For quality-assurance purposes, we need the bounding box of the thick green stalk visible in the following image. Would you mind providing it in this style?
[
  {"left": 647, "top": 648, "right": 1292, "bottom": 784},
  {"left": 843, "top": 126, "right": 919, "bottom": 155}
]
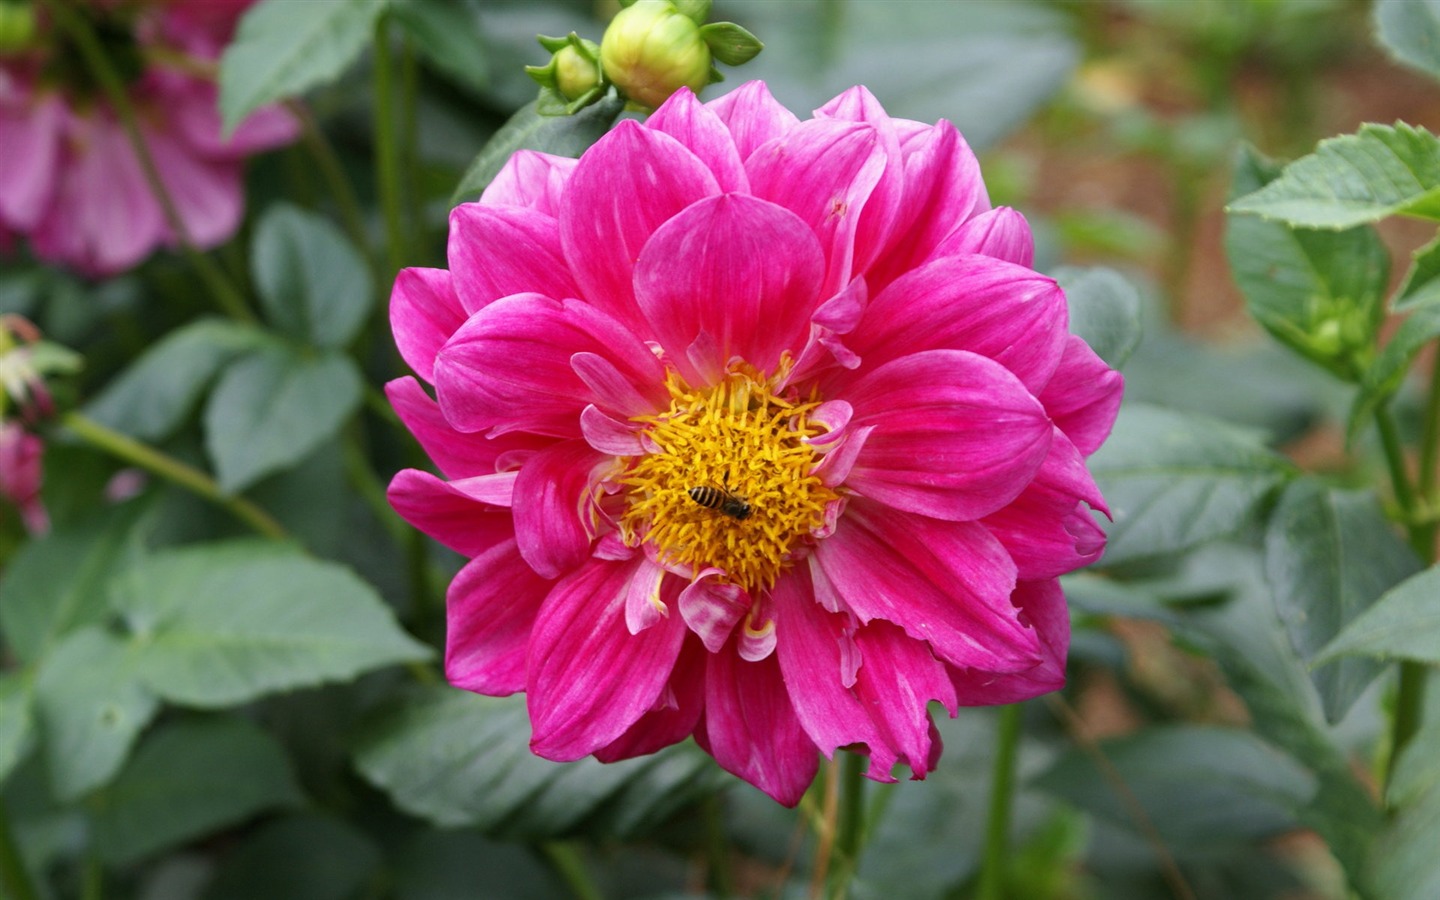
[
  {"left": 538, "top": 842, "right": 604, "bottom": 900},
  {"left": 0, "top": 799, "right": 39, "bottom": 900},
  {"left": 977, "top": 703, "right": 1023, "bottom": 900},
  {"left": 703, "top": 793, "right": 734, "bottom": 899},
  {"left": 373, "top": 13, "right": 406, "bottom": 278},
  {"left": 42, "top": 0, "right": 254, "bottom": 323},
  {"left": 824, "top": 750, "right": 867, "bottom": 900},
  {"left": 61, "top": 412, "right": 288, "bottom": 541}
]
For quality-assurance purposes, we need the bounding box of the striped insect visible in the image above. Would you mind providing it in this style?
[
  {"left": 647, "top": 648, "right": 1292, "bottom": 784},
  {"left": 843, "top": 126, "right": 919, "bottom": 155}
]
[{"left": 687, "top": 476, "right": 752, "bottom": 520}]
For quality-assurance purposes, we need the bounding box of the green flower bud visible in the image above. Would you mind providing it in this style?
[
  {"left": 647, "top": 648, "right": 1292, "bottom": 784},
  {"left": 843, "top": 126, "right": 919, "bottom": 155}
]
[
  {"left": 554, "top": 44, "right": 601, "bottom": 101},
  {"left": 600, "top": 0, "right": 711, "bottom": 111},
  {"left": 527, "top": 33, "right": 605, "bottom": 116},
  {"left": 0, "top": 1, "right": 36, "bottom": 55}
]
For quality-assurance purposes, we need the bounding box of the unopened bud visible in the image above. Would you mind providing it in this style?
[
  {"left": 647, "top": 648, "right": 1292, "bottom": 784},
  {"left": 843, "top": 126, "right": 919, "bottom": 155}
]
[
  {"left": 0, "top": 1, "right": 36, "bottom": 55},
  {"left": 600, "top": 0, "right": 711, "bottom": 110},
  {"left": 527, "top": 33, "right": 605, "bottom": 116}
]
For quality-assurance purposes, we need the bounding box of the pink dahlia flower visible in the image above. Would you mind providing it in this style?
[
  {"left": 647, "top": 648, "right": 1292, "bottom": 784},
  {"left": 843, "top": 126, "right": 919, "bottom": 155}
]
[
  {"left": 0, "top": 422, "right": 45, "bottom": 534},
  {"left": 388, "top": 83, "right": 1123, "bottom": 805},
  {"left": 0, "top": 0, "right": 296, "bottom": 276}
]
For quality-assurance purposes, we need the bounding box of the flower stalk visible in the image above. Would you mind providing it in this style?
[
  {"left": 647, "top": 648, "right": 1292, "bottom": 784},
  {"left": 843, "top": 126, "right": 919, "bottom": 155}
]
[
  {"left": 977, "top": 703, "right": 1023, "bottom": 900},
  {"left": 373, "top": 12, "right": 407, "bottom": 279}
]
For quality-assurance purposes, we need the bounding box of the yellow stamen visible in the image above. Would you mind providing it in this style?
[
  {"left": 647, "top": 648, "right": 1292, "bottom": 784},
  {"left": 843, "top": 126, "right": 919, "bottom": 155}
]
[{"left": 619, "top": 364, "right": 839, "bottom": 593}]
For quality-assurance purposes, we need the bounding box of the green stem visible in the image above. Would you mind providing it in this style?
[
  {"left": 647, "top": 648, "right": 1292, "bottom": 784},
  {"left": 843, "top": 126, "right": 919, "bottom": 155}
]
[
  {"left": 702, "top": 793, "right": 733, "bottom": 899},
  {"left": 977, "top": 703, "right": 1023, "bottom": 900},
  {"left": 373, "top": 13, "right": 406, "bottom": 279},
  {"left": 0, "top": 799, "right": 39, "bottom": 900},
  {"left": 1414, "top": 354, "right": 1440, "bottom": 555},
  {"left": 399, "top": 35, "right": 425, "bottom": 262},
  {"left": 60, "top": 412, "right": 289, "bottom": 541},
  {"left": 538, "top": 842, "right": 604, "bottom": 900},
  {"left": 825, "top": 750, "right": 867, "bottom": 900},
  {"left": 42, "top": 0, "right": 254, "bottom": 323},
  {"left": 287, "top": 100, "right": 373, "bottom": 269}
]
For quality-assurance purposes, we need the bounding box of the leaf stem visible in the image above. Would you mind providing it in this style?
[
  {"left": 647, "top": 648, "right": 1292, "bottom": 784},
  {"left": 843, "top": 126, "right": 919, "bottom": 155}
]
[
  {"left": 702, "top": 793, "right": 734, "bottom": 899},
  {"left": 60, "top": 412, "right": 288, "bottom": 541},
  {"left": 287, "top": 100, "right": 373, "bottom": 273},
  {"left": 824, "top": 749, "right": 867, "bottom": 900},
  {"left": 373, "top": 12, "right": 407, "bottom": 279},
  {"left": 977, "top": 703, "right": 1022, "bottom": 900},
  {"left": 0, "top": 799, "right": 38, "bottom": 900},
  {"left": 538, "top": 842, "right": 604, "bottom": 900},
  {"left": 41, "top": 0, "right": 254, "bottom": 324}
]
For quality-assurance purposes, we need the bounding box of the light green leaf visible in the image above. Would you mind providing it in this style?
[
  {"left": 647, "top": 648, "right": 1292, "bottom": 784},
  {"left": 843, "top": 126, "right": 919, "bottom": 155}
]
[
  {"left": 111, "top": 541, "right": 431, "bottom": 708},
  {"left": 33, "top": 627, "right": 159, "bottom": 802},
  {"left": 1087, "top": 404, "right": 1293, "bottom": 565},
  {"left": 219, "top": 0, "right": 388, "bottom": 133},
  {"left": 93, "top": 716, "right": 305, "bottom": 864},
  {"left": 1263, "top": 479, "right": 1419, "bottom": 723},
  {"left": 353, "top": 685, "right": 721, "bottom": 839},
  {"left": 1388, "top": 715, "right": 1440, "bottom": 809},
  {"left": 1034, "top": 725, "right": 1317, "bottom": 848},
  {"left": 204, "top": 346, "right": 362, "bottom": 493},
  {"left": 1314, "top": 565, "right": 1440, "bottom": 665},
  {"left": 451, "top": 96, "right": 625, "bottom": 205},
  {"left": 391, "top": 0, "right": 489, "bottom": 94},
  {"left": 1228, "top": 123, "right": 1440, "bottom": 229},
  {"left": 699, "top": 22, "right": 763, "bottom": 66},
  {"left": 1052, "top": 266, "right": 1142, "bottom": 369},
  {"left": 1348, "top": 297, "right": 1440, "bottom": 440},
  {"left": 202, "top": 814, "right": 382, "bottom": 900},
  {"left": 1375, "top": 0, "right": 1440, "bottom": 83},
  {"left": 251, "top": 204, "right": 373, "bottom": 350},
  {"left": 81, "top": 320, "right": 267, "bottom": 442},
  {"left": 0, "top": 506, "right": 148, "bottom": 663},
  {"left": 1369, "top": 774, "right": 1440, "bottom": 900},
  {"left": 1394, "top": 234, "right": 1440, "bottom": 311},
  {"left": 0, "top": 674, "right": 34, "bottom": 785},
  {"left": 1225, "top": 145, "right": 1390, "bottom": 379}
]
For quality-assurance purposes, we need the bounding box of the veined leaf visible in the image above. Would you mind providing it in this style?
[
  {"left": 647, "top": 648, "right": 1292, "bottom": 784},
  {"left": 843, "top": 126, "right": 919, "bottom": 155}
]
[
  {"left": 251, "top": 204, "right": 373, "bottom": 350},
  {"left": 451, "top": 96, "right": 624, "bottom": 206},
  {"left": 1375, "top": 0, "right": 1440, "bottom": 84},
  {"left": 1053, "top": 266, "right": 1143, "bottom": 369},
  {"left": 1314, "top": 565, "right": 1440, "bottom": 665}
]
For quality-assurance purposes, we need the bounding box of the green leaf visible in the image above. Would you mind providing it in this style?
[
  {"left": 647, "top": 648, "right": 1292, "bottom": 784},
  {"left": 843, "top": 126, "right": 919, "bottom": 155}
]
[
  {"left": 1034, "top": 725, "right": 1317, "bottom": 849},
  {"left": 1349, "top": 297, "right": 1440, "bottom": 440},
  {"left": 353, "top": 685, "right": 720, "bottom": 839},
  {"left": 203, "top": 814, "right": 382, "bottom": 900},
  {"left": 0, "top": 505, "right": 148, "bottom": 663},
  {"left": 1087, "top": 404, "right": 1293, "bottom": 566},
  {"left": 1052, "top": 266, "right": 1143, "bottom": 369},
  {"left": 1375, "top": 0, "right": 1440, "bottom": 83},
  {"left": 391, "top": 0, "right": 489, "bottom": 94},
  {"left": 451, "top": 96, "right": 625, "bottom": 205},
  {"left": 93, "top": 716, "right": 305, "bottom": 865},
  {"left": 1314, "top": 565, "right": 1440, "bottom": 665},
  {"left": 33, "top": 627, "right": 159, "bottom": 802},
  {"left": 251, "top": 204, "right": 373, "bottom": 350},
  {"left": 1225, "top": 145, "right": 1390, "bottom": 379},
  {"left": 392, "top": 829, "right": 559, "bottom": 900},
  {"left": 82, "top": 320, "right": 267, "bottom": 442},
  {"left": 1263, "top": 479, "right": 1420, "bottom": 723},
  {"left": 1228, "top": 123, "right": 1440, "bottom": 229},
  {"left": 1388, "top": 715, "right": 1440, "bottom": 809},
  {"left": 1369, "top": 776, "right": 1440, "bottom": 900},
  {"left": 218, "top": 0, "right": 388, "bottom": 133},
  {"left": 0, "top": 674, "right": 34, "bottom": 785},
  {"left": 204, "top": 346, "right": 362, "bottom": 493},
  {"left": 111, "top": 541, "right": 431, "bottom": 708},
  {"left": 699, "top": 22, "right": 763, "bottom": 66},
  {"left": 1393, "top": 233, "right": 1440, "bottom": 311}
]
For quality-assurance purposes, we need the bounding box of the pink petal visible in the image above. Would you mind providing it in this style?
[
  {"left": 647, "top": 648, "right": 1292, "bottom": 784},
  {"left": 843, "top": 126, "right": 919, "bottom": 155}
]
[
  {"left": 812, "top": 86, "right": 905, "bottom": 284},
  {"left": 679, "top": 569, "right": 751, "bottom": 652},
  {"left": 701, "top": 639, "right": 819, "bottom": 806},
  {"left": 479, "top": 150, "right": 576, "bottom": 215},
  {"left": 623, "top": 556, "right": 670, "bottom": 634},
  {"left": 933, "top": 206, "right": 1034, "bottom": 267},
  {"left": 434, "top": 293, "right": 666, "bottom": 438},
  {"left": 843, "top": 350, "right": 1052, "bottom": 522},
  {"left": 170, "top": 83, "right": 297, "bottom": 157},
  {"left": 705, "top": 80, "right": 800, "bottom": 161},
  {"left": 634, "top": 193, "right": 824, "bottom": 382},
  {"left": 982, "top": 431, "right": 1108, "bottom": 580},
  {"left": 595, "top": 637, "right": 706, "bottom": 762},
  {"left": 146, "top": 126, "right": 242, "bottom": 249},
  {"left": 810, "top": 499, "right": 1040, "bottom": 673},
  {"left": 837, "top": 254, "right": 1068, "bottom": 395},
  {"left": 387, "top": 468, "right": 515, "bottom": 556},
  {"left": 528, "top": 559, "right": 687, "bottom": 760},
  {"left": 771, "top": 569, "right": 886, "bottom": 768},
  {"left": 647, "top": 88, "right": 748, "bottom": 192},
  {"left": 950, "top": 579, "right": 1069, "bottom": 705},
  {"left": 391, "top": 267, "right": 467, "bottom": 383},
  {"left": 0, "top": 94, "right": 62, "bottom": 230},
  {"left": 387, "top": 377, "right": 547, "bottom": 480},
  {"left": 512, "top": 440, "right": 605, "bottom": 580},
  {"left": 851, "top": 620, "right": 956, "bottom": 780},
  {"left": 746, "top": 118, "right": 890, "bottom": 299},
  {"left": 579, "top": 404, "right": 645, "bottom": 456},
  {"left": 560, "top": 120, "right": 720, "bottom": 328},
  {"left": 1040, "top": 335, "right": 1124, "bottom": 456},
  {"left": 447, "top": 204, "right": 578, "bottom": 315},
  {"left": 446, "top": 539, "right": 551, "bottom": 695}
]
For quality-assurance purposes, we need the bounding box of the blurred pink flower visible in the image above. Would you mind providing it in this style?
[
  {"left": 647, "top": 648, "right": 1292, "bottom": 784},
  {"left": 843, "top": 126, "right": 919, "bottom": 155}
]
[
  {"left": 0, "top": 0, "right": 296, "bottom": 276},
  {"left": 388, "top": 83, "right": 1123, "bottom": 804},
  {"left": 0, "top": 422, "right": 45, "bottom": 534}
]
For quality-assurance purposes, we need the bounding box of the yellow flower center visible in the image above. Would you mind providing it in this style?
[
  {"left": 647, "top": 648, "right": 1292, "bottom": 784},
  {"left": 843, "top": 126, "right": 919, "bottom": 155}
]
[{"left": 619, "top": 365, "right": 839, "bottom": 593}]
